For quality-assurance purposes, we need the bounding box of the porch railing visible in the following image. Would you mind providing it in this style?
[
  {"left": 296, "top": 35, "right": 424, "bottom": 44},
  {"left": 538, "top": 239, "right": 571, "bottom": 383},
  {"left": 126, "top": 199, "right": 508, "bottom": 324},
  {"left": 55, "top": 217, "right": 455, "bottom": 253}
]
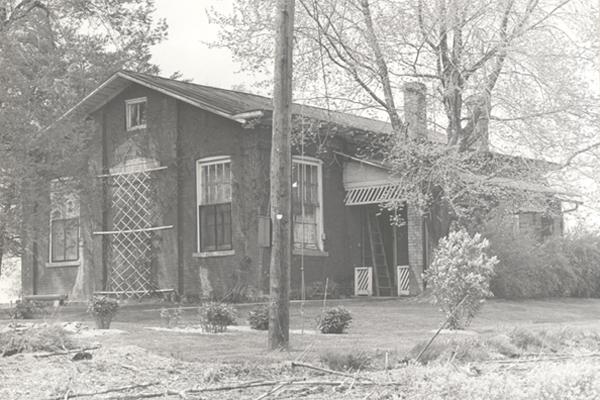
[{"left": 354, "top": 267, "right": 373, "bottom": 296}]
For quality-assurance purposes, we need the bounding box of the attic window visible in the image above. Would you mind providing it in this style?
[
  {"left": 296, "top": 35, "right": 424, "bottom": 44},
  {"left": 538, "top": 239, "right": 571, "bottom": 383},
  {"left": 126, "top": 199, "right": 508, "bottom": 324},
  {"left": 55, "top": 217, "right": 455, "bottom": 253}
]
[{"left": 126, "top": 97, "right": 147, "bottom": 131}]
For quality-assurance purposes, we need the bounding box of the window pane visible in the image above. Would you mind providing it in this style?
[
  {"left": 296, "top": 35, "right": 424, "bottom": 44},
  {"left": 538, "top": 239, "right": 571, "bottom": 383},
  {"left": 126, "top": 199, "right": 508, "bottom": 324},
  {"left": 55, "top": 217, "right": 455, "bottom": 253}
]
[
  {"left": 223, "top": 162, "right": 231, "bottom": 201},
  {"left": 65, "top": 218, "right": 79, "bottom": 261},
  {"left": 200, "top": 205, "right": 217, "bottom": 251},
  {"left": 51, "top": 220, "right": 65, "bottom": 262},
  {"left": 138, "top": 102, "right": 146, "bottom": 126},
  {"left": 216, "top": 203, "right": 232, "bottom": 250}
]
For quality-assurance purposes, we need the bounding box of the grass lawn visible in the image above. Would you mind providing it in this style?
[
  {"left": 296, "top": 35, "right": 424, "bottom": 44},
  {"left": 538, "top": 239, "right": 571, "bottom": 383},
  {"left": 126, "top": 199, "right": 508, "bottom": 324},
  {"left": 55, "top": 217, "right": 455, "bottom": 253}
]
[
  {"left": 26, "top": 297, "right": 600, "bottom": 364},
  {"left": 3, "top": 298, "right": 600, "bottom": 399}
]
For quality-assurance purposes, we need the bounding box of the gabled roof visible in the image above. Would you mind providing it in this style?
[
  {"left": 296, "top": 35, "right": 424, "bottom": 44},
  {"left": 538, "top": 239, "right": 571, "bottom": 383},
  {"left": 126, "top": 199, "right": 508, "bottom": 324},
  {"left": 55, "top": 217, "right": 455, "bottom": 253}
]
[{"left": 63, "top": 70, "right": 445, "bottom": 141}]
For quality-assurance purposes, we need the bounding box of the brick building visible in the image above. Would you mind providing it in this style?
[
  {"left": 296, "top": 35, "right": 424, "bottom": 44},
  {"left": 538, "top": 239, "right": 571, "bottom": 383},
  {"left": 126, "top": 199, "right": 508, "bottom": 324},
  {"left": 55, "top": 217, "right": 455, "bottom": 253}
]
[{"left": 21, "top": 71, "right": 568, "bottom": 301}]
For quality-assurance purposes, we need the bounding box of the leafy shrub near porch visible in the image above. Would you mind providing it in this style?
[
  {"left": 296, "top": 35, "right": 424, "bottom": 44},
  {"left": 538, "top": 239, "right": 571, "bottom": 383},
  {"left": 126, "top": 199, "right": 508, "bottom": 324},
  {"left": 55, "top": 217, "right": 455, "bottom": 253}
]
[
  {"left": 318, "top": 306, "right": 352, "bottom": 334},
  {"left": 425, "top": 229, "right": 498, "bottom": 330},
  {"left": 198, "top": 302, "right": 237, "bottom": 333},
  {"left": 247, "top": 304, "right": 269, "bottom": 330},
  {"left": 8, "top": 300, "right": 47, "bottom": 320}
]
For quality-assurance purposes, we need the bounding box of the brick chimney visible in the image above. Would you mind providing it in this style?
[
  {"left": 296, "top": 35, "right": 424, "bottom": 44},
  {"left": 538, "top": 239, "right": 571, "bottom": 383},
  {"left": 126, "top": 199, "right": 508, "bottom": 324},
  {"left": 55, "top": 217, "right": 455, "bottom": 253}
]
[{"left": 403, "top": 82, "right": 427, "bottom": 140}]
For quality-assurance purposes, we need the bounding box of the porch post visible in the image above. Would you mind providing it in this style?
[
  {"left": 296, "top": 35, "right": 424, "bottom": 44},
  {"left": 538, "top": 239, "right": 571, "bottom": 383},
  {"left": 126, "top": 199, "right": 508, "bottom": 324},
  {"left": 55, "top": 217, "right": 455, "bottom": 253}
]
[{"left": 407, "top": 204, "right": 424, "bottom": 294}]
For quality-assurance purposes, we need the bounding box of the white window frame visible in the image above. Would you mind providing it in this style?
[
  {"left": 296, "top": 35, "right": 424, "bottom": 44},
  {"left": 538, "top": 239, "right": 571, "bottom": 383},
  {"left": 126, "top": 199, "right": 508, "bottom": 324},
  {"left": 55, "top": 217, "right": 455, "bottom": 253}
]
[
  {"left": 125, "top": 97, "right": 147, "bottom": 131},
  {"left": 195, "top": 156, "right": 234, "bottom": 256},
  {"left": 292, "top": 155, "right": 325, "bottom": 251},
  {"left": 47, "top": 178, "right": 80, "bottom": 267}
]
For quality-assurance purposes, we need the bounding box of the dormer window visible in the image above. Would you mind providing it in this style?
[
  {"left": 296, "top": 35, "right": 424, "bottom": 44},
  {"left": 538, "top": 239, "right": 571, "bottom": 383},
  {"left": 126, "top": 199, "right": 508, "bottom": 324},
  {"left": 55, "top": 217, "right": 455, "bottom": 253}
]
[{"left": 126, "top": 97, "right": 147, "bottom": 131}]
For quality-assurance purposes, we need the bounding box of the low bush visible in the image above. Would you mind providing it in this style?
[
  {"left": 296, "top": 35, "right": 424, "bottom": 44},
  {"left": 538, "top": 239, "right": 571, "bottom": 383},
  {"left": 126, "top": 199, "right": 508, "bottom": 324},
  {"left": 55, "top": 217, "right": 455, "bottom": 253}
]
[
  {"left": 247, "top": 304, "right": 269, "bottom": 330},
  {"left": 160, "top": 307, "right": 183, "bottom": 328},
  {"left": 317, "top": 306, "right": 352, "bottom": 334},
  {"left": 425, "top": 228, "right": 498, "bottom": 330},
  {"left": 319, "top": 350, "right": 372, "bottom": 371},
  {"left": 0, "top": 324, "right": 77, "bottom": 356},
  {"left": 198, "top": 302, "right": 237, "bottom": 333},
  {"left": 8, "top": 300, "right": 47, "bottom": 320},
  {"left": 88, "top": 296, "right": 119, "bottom": 329}
]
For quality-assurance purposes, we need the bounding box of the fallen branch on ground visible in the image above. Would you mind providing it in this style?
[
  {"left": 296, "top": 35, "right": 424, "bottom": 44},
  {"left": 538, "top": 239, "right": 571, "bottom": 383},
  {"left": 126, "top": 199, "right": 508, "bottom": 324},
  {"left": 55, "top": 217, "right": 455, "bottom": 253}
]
[
  {"left": 103, "top": 378, "right": 397, "bottom": 399},
  {"left": 45, "top": 382, "right": 158, "bottom": 400},
  {"left": 34, "top": 346, "right": 101, "bottom": 358},
  {"left": 482, "top": 353, "right": 600, "bottom": 365}
]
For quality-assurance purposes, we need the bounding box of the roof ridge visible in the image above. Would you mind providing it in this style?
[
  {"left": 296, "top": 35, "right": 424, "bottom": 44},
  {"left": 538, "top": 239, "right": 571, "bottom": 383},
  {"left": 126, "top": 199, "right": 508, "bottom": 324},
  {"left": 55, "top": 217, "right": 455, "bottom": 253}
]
[
  {"left": 120, "top": 69, "right": 390, "bottom": 125},
  {"left": 120, "top": 69, "right": 273, "bottom": 102}
]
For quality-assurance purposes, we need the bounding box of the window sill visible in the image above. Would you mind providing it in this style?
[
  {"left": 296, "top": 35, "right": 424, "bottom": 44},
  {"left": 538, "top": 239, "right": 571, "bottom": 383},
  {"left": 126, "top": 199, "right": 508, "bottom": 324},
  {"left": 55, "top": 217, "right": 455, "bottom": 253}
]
[
  {"left": 46, "top": 261, "right": 80, "bottom": 268},
  {"left": 293, "top": 248, "right": 329, "bottom": 257},
  {"left": 193, "top": 250, "right": 235, "bottom": 258}
]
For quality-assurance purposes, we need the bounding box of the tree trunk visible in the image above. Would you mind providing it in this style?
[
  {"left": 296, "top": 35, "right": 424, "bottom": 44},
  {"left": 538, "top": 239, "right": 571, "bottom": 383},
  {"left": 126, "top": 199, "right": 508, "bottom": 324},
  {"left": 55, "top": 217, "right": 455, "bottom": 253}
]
[{"left": 268, "top": 0, "right": 295, "bottom": 350}]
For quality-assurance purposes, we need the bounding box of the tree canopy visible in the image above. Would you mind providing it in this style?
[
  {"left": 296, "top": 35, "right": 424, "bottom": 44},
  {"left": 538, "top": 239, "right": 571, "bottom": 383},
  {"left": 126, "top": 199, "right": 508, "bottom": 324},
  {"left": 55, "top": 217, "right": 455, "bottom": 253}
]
[
  {"left": 0, "top": 0, "right": 167, "bottom": 275},
  {"left": 210, "top": 0, "right": 599, "bottom": 226}
]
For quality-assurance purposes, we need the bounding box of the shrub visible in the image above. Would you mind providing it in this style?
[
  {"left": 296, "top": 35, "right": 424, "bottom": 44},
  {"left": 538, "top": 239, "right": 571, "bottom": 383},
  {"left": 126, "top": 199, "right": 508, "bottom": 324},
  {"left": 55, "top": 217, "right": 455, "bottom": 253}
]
[
  {"left": 247, "top": 304, "right": 269, "bottom": 330},
  {"left": 198, "top": 302, "right": 236, "bottom": 333},
  {"left": 8, "top": 300, "right": 47, "bottom": 320},
  {"left": 87, "top": 296, "right": 119, "bottom": 329},
  {"left": 317, "top": 306, "right": 352, "bottom": 334},
  {"left": 319, "top": 350, "right": 372, "bottom": 371},
  {"left": 425, "top": 229, "right": 498, "bottom": 330},
  {"left": 487, "top": 225, "right": 600, "bottom": 299},
  {"left": 160, "top": 307, "right": 183, "bottom": 328}
]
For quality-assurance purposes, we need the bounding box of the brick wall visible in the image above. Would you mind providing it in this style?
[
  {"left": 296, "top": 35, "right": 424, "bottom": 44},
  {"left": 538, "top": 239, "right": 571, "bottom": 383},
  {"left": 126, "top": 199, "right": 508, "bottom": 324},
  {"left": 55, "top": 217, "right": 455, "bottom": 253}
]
[{"left": 406, "top": 204, "right": 424, "bottom": 294}]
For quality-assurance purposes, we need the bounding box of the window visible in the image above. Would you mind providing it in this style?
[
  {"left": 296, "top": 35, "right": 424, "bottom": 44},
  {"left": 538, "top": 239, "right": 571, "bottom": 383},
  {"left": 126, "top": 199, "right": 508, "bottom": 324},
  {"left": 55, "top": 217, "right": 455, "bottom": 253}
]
[
  {"left": 292, "top": 157, "right": 323, "bottom": 250},
  {"left": 197, "top": 157, "right": 232, "bottom": 252},
  {"left": 49, "top": 181, "right": 79, "bottom": 263},
  {"left": 126, "top": 97, "right": 147, "bottom": 130},
  {"left": 513, "top": 211, "right": 558, "bottom": 242}
]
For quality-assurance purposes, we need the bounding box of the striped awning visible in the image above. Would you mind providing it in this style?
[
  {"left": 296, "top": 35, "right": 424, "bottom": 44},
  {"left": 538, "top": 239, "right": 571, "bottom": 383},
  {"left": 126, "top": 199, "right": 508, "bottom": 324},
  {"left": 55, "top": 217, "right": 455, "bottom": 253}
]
[{"left": 344, "top": 184, "right": 402, "bottom": 206}]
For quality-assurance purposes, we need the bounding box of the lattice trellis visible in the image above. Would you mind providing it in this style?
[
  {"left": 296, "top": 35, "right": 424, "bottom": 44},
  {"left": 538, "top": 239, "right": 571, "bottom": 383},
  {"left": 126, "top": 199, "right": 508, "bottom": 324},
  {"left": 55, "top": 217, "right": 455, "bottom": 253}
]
[
  {"left": 92, "top": 163, "right": 173, "bottom": 298},
  {"left": 108, "top": 169, "right": 158, "bottom": 297}
]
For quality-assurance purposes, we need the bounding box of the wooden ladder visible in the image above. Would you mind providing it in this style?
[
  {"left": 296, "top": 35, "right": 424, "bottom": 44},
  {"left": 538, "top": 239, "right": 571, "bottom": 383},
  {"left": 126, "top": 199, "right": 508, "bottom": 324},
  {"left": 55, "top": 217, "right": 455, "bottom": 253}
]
[{"left": 366, "top": 208, "right": 394, "bottom": 296}]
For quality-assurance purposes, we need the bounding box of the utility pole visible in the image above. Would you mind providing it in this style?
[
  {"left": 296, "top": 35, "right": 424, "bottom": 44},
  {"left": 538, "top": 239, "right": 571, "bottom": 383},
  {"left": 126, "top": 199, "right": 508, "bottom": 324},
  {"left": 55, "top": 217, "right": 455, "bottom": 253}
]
[{"left": 268, "top": 0, "right": 295, "bottom": 350}]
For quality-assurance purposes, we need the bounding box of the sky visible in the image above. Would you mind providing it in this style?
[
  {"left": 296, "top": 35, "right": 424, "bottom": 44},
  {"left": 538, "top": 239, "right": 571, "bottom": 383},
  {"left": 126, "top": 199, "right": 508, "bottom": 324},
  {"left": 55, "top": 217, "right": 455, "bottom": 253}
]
[{"left": 151, "top": 0, "right": 244, "bottom": 89}]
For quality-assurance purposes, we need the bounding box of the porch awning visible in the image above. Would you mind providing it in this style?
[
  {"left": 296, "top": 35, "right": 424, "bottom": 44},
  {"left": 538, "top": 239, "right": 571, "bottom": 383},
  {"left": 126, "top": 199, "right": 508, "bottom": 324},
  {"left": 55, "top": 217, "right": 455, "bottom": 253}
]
[
  {"left": 344, "top": 183, "right": 402, "bottom": 206},
  {"left": 341, "top": 155, "right": 402, "bottom": 206}
]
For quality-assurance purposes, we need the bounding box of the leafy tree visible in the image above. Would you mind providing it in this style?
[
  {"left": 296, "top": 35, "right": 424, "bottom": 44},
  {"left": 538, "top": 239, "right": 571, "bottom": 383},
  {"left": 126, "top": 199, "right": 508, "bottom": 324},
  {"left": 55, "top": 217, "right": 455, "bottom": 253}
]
[
  {"left": 210, "top": 0, "right": 599, "bottom": 226},
  {"left": 0, "top": 0, "right": 167, "bottom": 281}
]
